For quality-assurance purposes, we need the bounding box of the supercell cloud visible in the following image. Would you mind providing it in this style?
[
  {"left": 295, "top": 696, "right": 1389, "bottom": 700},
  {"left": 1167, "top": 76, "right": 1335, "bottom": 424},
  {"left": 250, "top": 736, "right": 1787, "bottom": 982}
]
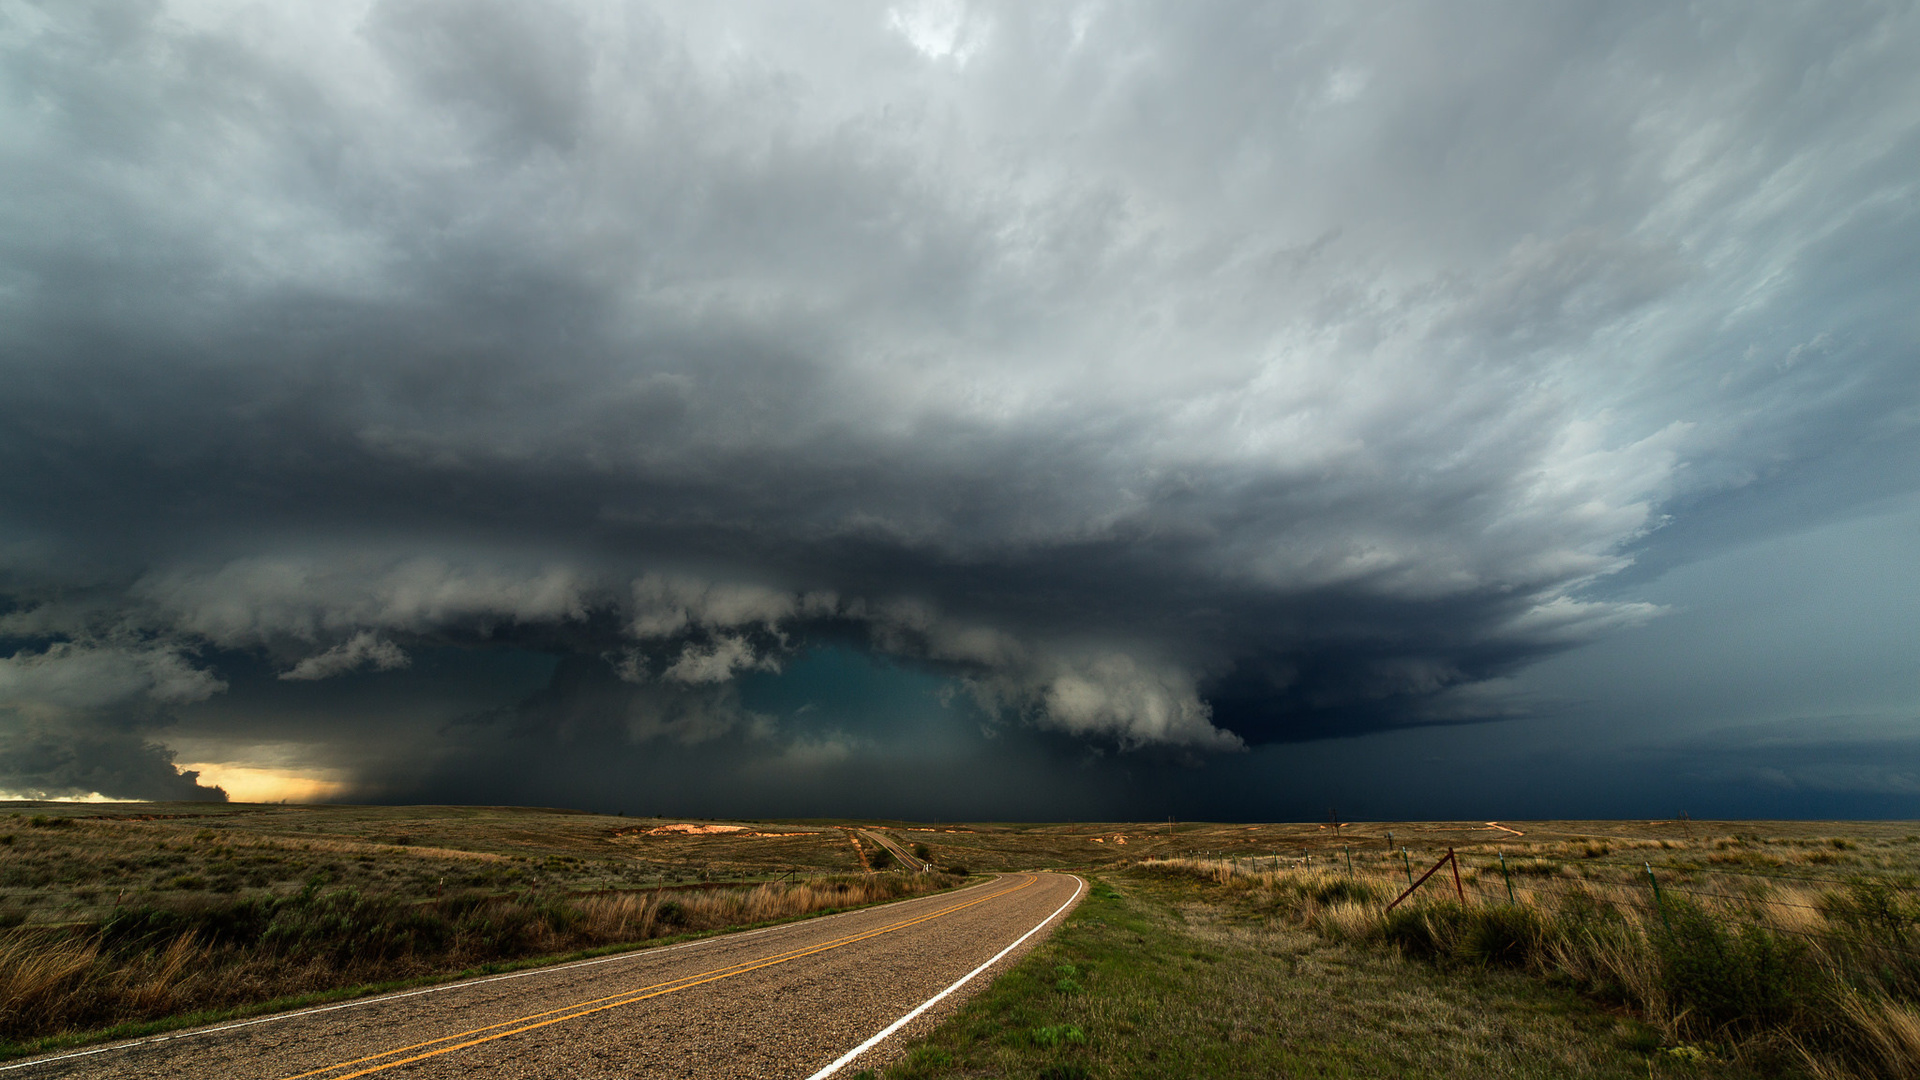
[{"left": 1, "top": 1, "right": 1916, "bottom": 813}]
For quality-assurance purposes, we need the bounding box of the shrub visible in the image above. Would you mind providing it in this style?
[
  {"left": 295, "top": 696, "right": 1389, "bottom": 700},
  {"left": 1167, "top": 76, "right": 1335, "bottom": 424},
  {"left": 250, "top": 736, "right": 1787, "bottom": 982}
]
[
  {"left": 1302, "top": 877, "right": 1383, "bottom": 906},
  {"left": 1651, "top": 897, "right": 1813, "bottom": 1034},
  {"left": 1458, "top": 904, "right": 1545, "bottom": 967},
  {"left": 1376, "top": 903, "right": 1545, "bottom": 969},
  {"left": 1378, "top": 904, "right": 1456, "bottom": 961}
]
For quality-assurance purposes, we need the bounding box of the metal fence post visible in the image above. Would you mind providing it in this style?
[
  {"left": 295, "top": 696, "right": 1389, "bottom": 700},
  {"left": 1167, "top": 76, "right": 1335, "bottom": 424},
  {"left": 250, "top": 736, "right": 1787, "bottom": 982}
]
[
  {"left": 1646, "top": 862, "right": 1671, "bottom": 931},
  {"left": 1344, "top": 845, "right": 1353, "bottom": 878},
  {"left": 1400, "top": 847, "right": 1414, "bottom": 888},
  {"left": 1499, "top": 853, "right": 1514, "bottom": 905}
]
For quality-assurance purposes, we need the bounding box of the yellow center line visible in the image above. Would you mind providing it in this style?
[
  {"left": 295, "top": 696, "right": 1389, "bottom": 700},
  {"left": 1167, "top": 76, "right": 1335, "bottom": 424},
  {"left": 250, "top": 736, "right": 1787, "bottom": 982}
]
[{"left": 279, "top": 874, "right": 1040, "bottom": 1080}]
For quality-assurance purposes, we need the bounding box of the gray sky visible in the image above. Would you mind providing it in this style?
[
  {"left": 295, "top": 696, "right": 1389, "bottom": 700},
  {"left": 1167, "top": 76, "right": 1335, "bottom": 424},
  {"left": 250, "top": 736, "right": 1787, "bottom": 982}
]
[{"left": 2, "top": 0, "right": 1916, "bottom": 818}]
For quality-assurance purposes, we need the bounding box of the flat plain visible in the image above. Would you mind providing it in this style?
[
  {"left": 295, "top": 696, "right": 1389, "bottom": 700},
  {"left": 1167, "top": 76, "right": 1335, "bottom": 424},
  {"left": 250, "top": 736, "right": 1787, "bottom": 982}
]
[{"left": 4, "top": 804, "right": 1917, "bottom": 1078}]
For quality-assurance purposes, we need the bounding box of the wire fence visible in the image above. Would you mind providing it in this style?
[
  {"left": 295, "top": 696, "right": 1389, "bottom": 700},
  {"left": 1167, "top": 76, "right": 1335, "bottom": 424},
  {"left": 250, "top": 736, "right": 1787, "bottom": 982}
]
[
  {"left": 1142, "top": 843, "right": 1920, "bottom": 1074},
  {"left": 1154, "top": 844, "right": 1920, "bottom": 978}
]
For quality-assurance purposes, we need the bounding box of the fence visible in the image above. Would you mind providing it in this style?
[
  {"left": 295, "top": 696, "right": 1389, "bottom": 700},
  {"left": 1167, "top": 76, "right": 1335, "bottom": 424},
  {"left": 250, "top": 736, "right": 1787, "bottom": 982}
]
[{"left": 1153, "top": 840, "right": 1920, "bottom": 1012}]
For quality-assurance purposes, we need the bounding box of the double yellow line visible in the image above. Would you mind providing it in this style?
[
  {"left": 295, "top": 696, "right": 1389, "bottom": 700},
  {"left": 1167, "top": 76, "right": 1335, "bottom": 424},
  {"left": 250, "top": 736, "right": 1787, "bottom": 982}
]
[{"left": 279, "top": 874, "right": 1039, "bottom": 1080}]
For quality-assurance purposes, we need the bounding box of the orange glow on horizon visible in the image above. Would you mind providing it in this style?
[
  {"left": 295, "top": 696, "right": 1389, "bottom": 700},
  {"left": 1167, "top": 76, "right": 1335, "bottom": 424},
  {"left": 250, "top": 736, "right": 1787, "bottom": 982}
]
[{"left": 180, "top": 763, "right": 350, "bottom": 803}]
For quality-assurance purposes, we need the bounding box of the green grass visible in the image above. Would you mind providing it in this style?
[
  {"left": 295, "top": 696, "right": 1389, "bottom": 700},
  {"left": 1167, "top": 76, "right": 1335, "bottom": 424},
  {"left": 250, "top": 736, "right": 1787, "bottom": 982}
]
[{"left": 872, "top": 873, "right": 1762, "bottom": 1080}]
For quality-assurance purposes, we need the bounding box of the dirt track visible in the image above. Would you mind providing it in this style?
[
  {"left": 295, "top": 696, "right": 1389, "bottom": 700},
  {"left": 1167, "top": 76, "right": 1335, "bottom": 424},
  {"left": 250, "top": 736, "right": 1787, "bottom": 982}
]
[{"left": 7, "top": 873, "right": 1082, "bottom": 1080}]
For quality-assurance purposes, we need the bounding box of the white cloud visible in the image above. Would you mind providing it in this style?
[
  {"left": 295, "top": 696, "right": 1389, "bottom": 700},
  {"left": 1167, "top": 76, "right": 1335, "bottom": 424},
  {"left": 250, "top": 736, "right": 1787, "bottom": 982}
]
[
  {"left": 137, "top": 556, "right": 590, "bottom": 646},
  {"left": 1029, "top": 653, "right": 1243, "bottom": 751},
  {"left": 0, "top": 641, "right": 226, "bottom": 713},
  {"left": 279, "top": 631, "right": 412, "bottom": 681},
  {"left": 628, "top": 575, "right": 801, "bottom": 639},
  {"left": 661, "top": 634, "right": 779, "bottom": 684}
]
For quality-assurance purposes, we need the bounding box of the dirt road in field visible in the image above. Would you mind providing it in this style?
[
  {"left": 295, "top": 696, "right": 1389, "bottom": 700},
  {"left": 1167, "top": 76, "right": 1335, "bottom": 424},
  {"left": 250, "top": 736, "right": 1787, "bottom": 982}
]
[
  {"left": 7, "top": 873, "right": 1082, "bottom": 1080},
  {"left": 858, "top": 829, "right": 929, "bottom": 870}
]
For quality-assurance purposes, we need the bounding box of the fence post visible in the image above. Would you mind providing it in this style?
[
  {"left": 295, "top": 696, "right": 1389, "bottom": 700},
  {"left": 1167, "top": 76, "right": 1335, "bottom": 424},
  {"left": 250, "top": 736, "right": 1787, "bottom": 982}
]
[
  {"left": 1645, "top": 862, "right": 1671, "bottom": 931},
  {"left": 1344, "top": 845, "right": 1353, "bottom": 878},
  {"left": 1447, "top": 848, "right": 1464, "bottom": 902},
  {"left": 1386, "top": 850, "right": 1463, "bottom": 913},
  {"left": 1499, "top": 853, "right": 1514, "bottom": 905},
  {"left": 1386, "top": 830, "right": 1393, "bottom": 852},
  {"left": 1400, "top": 847, "right": 1414, "bottom": 887}
]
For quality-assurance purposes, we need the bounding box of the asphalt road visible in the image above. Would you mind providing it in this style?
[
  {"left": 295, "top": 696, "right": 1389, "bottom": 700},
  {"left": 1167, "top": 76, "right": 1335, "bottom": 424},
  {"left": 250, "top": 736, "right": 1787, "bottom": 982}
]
[{"left": 6, "top": 872, "right": 1084, "bottom": 1080}]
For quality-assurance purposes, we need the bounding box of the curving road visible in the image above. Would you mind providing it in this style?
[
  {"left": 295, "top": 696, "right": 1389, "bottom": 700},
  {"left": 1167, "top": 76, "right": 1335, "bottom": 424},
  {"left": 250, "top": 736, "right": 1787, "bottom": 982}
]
[{"left": 6, "top": 873, "right": 1083, "bottom": 1080}]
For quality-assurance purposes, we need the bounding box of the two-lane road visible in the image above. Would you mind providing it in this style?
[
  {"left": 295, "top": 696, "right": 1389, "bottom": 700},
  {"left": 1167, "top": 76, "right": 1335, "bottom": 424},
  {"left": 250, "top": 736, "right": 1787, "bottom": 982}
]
[{"left": 8, "top": 872, "right": 1083, "bottom": 1080}]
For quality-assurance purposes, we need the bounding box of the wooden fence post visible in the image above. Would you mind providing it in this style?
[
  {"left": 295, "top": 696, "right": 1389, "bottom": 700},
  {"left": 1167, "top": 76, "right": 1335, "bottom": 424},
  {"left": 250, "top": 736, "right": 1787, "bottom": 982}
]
[{"left": 1386, "top": 850, "right": 1464, "bottom": 913}]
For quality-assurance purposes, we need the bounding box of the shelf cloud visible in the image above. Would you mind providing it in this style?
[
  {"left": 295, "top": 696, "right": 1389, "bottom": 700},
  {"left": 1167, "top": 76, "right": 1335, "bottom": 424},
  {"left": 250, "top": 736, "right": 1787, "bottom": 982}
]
[{"left": 2, "top": 1, "right": 1915, "bottom": 811}]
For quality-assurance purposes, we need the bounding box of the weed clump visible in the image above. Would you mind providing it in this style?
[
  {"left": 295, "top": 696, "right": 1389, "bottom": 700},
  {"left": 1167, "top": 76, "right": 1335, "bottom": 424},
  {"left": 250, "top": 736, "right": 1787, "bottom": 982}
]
[{"left": 1650, "top": 897, "right": 1813, "bottom": 1034}]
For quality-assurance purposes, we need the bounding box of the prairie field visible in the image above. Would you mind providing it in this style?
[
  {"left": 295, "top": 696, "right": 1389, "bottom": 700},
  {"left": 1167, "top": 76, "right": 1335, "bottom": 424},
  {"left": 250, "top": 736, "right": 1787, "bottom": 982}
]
[
  {"left": 871, "top": 820, "right": 1920, "bottom": 1080},
  {"left": 0, "top": 802, "right": 963, "bottom": 1058},
  {"left": 3, "top": 804, "right": 1916, "bottom": 1076}
]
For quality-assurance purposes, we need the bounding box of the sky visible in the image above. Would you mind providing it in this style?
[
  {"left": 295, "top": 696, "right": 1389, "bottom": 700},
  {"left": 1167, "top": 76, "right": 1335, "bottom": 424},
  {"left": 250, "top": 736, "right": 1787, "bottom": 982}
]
[{"left": 1, "top": 0, "right": 1916, "bottom": 820}]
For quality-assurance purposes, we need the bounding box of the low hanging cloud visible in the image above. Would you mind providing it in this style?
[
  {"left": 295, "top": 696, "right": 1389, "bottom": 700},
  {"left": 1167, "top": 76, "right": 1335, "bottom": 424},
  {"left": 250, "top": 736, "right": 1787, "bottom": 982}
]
[
  {"left": 0, "top": 1, "right": 1915, "bottom": 801},
  {"left": 0, "top": 641, "right": 227, "bottom": 714},
  {"left": 280, "top": 631, "right": 412, "bottom": 682},
  {"left": 0, "top": 641, "right": 229, "bottom": 800}
]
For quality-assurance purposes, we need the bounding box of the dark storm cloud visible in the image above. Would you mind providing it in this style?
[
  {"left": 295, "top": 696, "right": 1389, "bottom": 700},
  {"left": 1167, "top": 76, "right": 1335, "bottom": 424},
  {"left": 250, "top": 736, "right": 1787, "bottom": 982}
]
[{"left": 2, "top": 1, "right": 1917, "bottom": 801}]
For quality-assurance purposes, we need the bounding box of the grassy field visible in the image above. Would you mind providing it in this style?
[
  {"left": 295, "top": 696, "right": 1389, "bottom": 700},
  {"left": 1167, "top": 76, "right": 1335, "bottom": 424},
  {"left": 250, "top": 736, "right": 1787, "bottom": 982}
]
[
  {"left": 7, "top": 805, "right": 1913, "bottom": 931},
  {"left": 0, "top": 802, "right": 965, "bottom": 1058},
  {"left": 867, "top": 821, "right": 1920, "bottom": 1080},
  {"left": 3, "top": 805, "right": 1916, "bottom": 1075},
  {"left": 862, "top": 872, "right": 1732, "bottom": 1080}
]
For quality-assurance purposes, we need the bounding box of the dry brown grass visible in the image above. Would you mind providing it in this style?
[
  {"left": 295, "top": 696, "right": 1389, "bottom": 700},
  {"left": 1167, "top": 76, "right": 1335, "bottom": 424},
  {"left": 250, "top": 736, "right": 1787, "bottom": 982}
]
[
  {"left": 0, "top": 873, "right": 957, "bottom": 1050},
  {"left": 1137, "top": 853, "right": 1920, "bottom": 1079}
]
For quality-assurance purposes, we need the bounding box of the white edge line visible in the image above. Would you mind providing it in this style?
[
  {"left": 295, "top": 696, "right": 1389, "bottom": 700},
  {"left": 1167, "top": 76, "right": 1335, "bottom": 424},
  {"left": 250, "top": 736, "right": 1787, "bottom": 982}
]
[
  {"left": 0, "top": 875, "right": 1007, "bottom": 1073},
  {"left": 805, "top": 873, "right": 1087, "bottom": 1080}
]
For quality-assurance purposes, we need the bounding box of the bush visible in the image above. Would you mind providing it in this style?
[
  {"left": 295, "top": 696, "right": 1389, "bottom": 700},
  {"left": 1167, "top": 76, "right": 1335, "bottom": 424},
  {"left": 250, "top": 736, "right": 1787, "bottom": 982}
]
[
  {"left": 867, "top": 846, "right": 894, "bottom": 870},
  {"left": 1651, "top": 898, "right": 1813, "bottom": 1034},
  {"left": 1378, "top": 904, "right": 1456, "bottom": 961},
  {"left": 1376, "top": 902, "right": 1545, "bottom": 969},
  {"left": 1457, "top": 904, "right": 1543, "bottom": 967},
  {"left": 1301, "top": 877, "right": 1383, "bottom": 906}
]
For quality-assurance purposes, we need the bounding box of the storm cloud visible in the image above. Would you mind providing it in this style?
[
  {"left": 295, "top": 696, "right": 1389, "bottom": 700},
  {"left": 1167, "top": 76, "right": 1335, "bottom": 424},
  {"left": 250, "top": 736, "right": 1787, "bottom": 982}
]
[{"left": 2, "top": 1, "right": 1916, "bottom": 812}]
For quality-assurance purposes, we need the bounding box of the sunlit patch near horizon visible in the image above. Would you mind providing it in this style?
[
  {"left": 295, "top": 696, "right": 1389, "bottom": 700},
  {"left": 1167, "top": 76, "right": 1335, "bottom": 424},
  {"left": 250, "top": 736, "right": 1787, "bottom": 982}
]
[
  {"left": 0, "top": 790, "right": 138, "bottom": 803},
  {"left": 179, "top": 763, "right": 350, "bottom": 804}
]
